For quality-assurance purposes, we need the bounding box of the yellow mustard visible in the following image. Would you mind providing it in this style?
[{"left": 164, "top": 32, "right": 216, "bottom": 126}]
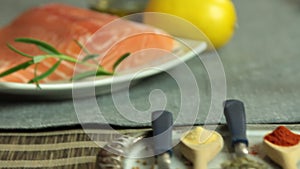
[{"left": 181, "top": 126, "right": 219, "bottom": 145}]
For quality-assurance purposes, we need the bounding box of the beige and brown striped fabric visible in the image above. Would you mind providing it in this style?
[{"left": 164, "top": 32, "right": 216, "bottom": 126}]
[{"left": 0, "top": 128, "right": 147, "bottom": 169}]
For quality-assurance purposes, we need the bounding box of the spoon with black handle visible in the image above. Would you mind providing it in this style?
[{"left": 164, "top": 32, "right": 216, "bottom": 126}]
[
  {"left": 152, "top": 110, "right": 173, "bottom": 169},
  {"left": 223, "top": 99, "right": 270, "bottom": 169}
]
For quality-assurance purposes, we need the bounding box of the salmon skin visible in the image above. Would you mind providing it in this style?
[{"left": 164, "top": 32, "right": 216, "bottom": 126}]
[{"left": 0, "top": 3, "right": 174, "bottom": 83}]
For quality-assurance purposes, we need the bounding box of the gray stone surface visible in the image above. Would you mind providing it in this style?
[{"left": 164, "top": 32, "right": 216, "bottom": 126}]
[{"left": 0, "top": 0, "right": 299, "bottom": 129}]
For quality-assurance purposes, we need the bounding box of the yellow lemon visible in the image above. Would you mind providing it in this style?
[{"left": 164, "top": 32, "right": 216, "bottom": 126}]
[{"left": 145, "top": 0, "right": 237, "bottom": 49}]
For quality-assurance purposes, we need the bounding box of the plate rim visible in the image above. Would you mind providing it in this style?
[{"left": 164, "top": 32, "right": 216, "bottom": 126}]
[{"left": 0, "top": 38, "right": 207, "bottom": 96}]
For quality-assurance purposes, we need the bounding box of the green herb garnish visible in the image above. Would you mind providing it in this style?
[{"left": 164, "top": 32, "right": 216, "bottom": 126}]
[
  {"left": 221, "top": 157, "right": 268, "bottom": 169},
  {"left": 0, "top": 38, "right": 130, "bottom": 87},
  {"left": 28, "top": 60, "right": 62, "bottom": 83},
  {"left": 113, "top": 52, "right": 130, "bottom": 71},
  {"left": 15, "top": 38, "right": 60, "bottom": 55},
  {"left": 0, "top": 60, "right": 33, "bottom": 77}
]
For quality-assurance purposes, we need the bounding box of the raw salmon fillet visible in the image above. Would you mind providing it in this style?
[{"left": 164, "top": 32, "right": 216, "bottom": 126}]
[{"left": 0, "top": 3, "right": 174, "bottom": 83}]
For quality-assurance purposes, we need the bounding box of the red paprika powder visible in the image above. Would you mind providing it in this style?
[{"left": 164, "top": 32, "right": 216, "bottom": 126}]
[{"left": 264, "top": 126, "right": 300, "bottom": 146}]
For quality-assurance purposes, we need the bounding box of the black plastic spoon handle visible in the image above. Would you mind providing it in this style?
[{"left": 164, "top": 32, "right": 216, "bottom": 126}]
[
  {"left": 151, "top": 110, "right": 173, "bottom": 155},
  {"left": 224, "top": 99, "right": 249, "bottom": 146}
]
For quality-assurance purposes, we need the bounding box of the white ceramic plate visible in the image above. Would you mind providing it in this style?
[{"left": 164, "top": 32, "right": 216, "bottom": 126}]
[{"left": 0, "top": 38, "right": 206, "bottom": 100}]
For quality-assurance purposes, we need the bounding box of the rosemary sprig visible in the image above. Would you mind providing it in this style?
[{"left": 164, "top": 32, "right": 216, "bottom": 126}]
[
  {"left": 28, "top": 60, "right": 62, "bottom": 83},
  {"left": 32, "top": 54, "right": 78, "bottom": 64},
  {"left": 6, "top": 44, "right": 33, "bottom": 58},
  {"left": 71, "top": 67, "right": 113, "bottom": 81},
  {"left": 33, "top": 64, "right": 41, "bottom": 89},
  {"left": 74, "top": 39, "right": 91, "bottom": 55},
  {"left": 0, "top": 60, "right": 33, "bottom": 78},
  {"left": 74, "top": 40, "right": 100, "bottom": 63},
  {"left": 0, "top": 37, "right": 130, "bottom": 87},
  {"left": 15, "top": 38, "right": 60, "bottom": 55},
  {"left": 81, "top": 54, "right": 99, "bottom": 62},
  {"left": 113, "top": 52, "right": 130, "bottom": 71}
]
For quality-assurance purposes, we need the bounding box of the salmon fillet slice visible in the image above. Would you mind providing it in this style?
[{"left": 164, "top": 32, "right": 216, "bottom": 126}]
[{"left": 0, "top": 3, "right": 174, "bottom": 83}]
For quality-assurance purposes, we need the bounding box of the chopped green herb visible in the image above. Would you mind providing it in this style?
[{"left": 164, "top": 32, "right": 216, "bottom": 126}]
[{"left": 221, "top": 157, "right": 268, "bottom": 169}]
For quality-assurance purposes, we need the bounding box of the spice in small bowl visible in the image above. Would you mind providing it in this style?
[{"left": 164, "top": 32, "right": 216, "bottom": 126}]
[
  {"left": 180, "top": 126, "right": 224, "bottom": 169},
  {"left": 263, "top": 126, "right": 300, "bottom": 169},
  {"left": 221, "top": 156, "right": 268, "bottom": 169},
  {"left": 264, "top": 126, "right": 300, "bottom": 146}
]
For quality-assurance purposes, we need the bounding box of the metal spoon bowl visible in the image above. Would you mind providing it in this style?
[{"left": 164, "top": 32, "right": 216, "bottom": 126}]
[{"left": 223, "top": 99, "right": 271, "bottom": 169}]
